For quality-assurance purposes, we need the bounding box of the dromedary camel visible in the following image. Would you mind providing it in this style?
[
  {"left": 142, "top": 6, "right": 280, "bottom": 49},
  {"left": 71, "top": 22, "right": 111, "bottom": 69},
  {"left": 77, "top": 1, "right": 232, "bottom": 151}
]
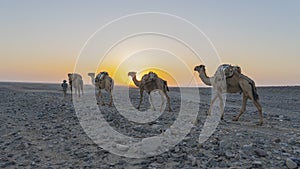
[
  {"left": 128, "top": 71, "right": 172, "bottom": 112},
  {"left": 194, "top": 64, "right": 263, "bottom": 125},
  {"left": 67, "top": 73, "right": 83, "bottom": 97},
  {"left": 88, "top": 72, "right": 114, "bottom": 106}
]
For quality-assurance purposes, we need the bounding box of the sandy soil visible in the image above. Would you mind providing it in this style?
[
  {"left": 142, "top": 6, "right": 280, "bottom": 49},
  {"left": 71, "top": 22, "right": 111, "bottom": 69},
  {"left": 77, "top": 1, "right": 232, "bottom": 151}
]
[{"left": 0, "top": 82, "right": 299, "bottom": 168}]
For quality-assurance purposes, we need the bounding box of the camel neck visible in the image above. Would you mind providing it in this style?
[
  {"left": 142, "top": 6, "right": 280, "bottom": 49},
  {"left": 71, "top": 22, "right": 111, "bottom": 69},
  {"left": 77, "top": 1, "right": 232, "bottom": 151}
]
[
  {"left": 89, "top": 76, "right": 96, "bottom": 85},
  {"left": 132, "top": 76, "right": 141, "bottom": 87},
  {"left": 198, "top": 69, "right": 212, "bottom": 86}
]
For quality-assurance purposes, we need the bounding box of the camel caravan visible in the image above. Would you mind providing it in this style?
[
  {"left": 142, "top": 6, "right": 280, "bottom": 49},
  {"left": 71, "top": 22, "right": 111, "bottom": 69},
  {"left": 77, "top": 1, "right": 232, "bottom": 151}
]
[{"left": 65, "top": 63, "right": 263, "bottom": 125}]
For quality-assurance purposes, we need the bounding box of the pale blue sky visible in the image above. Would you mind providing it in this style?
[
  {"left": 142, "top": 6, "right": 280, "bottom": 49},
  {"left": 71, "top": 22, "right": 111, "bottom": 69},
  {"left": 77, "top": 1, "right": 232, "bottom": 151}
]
[{"left": 0, "top": 0, "right": 299, "bottom": 85}]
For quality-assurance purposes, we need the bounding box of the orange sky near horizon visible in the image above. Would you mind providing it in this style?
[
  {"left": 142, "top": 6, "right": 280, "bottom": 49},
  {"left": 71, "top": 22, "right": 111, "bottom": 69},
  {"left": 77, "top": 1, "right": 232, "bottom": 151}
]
[{"left": 1, "top": 1, "right": 300, "bottom": 86}]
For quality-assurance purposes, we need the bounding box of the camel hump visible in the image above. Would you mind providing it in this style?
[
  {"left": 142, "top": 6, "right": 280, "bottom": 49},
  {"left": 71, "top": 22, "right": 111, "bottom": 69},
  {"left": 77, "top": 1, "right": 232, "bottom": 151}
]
[{"left": 96, "top": 72, "right": 109, "bottom": 81}]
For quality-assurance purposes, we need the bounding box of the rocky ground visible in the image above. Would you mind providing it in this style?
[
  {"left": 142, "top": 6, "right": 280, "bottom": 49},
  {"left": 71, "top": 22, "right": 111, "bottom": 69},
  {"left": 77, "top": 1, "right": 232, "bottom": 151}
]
[{"left": 0, "top": 82, "right": 299, "bottom": 169}]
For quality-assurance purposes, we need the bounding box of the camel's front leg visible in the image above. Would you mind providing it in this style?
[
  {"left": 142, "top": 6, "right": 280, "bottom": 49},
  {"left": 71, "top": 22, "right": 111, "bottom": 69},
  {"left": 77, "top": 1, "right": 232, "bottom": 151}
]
[
  {"left": 208, "top": 92, "right": 218, "bottom": 116},
  {"left": 149, "top": 93, "right": 156, "bottom": 111},
  {"left": 137, "top": 90, "right": 144, "bottom": 109},
  {"left": 70, "top": 85, "right": 73, "bottom": 94},
  {"left": 164, "top": 91, "right": 172, "bottom": 112},
  {"left": 217, "top": 92, "right": 224, "bottom": 120},
  {"left": 108, "top": 90, "right": 113, "bottom": 107},
  {"left": 97, "top": 90, "right": 105, "bottom": 106},
  {"left": 159, "top": 90, "right": 166, "bottom": 112},
  {"left": 233, "top": 93, "right": 247, "bottom": 122},
  {"left": 75, "top": 88, "right": 78, "bottom": 97}
]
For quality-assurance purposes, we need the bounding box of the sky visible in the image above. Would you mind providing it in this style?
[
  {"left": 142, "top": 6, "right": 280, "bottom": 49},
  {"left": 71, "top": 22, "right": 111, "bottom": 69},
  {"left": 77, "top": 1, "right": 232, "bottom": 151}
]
[{"left": 0, "top": 0, "right": 299, "bottom": 86}]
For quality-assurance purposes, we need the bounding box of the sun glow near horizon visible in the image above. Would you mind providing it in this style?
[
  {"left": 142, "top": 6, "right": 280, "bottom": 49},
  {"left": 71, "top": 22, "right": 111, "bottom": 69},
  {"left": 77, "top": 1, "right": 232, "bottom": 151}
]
[{"left": 75, "top": 32, "right": 210, "bottom": 87}]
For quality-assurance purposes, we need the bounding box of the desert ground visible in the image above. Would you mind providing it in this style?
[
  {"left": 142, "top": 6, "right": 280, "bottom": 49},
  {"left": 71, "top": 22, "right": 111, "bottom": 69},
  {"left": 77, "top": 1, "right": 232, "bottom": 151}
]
[{"left": 0, "top": 82, "right": 299, "bottom": 168}]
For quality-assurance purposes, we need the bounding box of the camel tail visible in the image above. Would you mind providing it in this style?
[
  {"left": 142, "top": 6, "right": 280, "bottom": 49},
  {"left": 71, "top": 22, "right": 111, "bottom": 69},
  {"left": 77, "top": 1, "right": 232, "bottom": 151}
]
[
  {"left": 250, "top": 82, "right": 259, "bottom": 100},
  {"left": 164, "top": 81, "right": 169, "bottom": 92}
]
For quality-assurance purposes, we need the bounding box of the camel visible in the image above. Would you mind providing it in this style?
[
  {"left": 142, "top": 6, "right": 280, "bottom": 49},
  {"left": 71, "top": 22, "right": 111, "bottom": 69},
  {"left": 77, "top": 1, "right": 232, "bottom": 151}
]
[
  {"left": 67, "top": 73, "right": 83, "bottom": 97},
  {"left": 128, "top": 71, "right": 172, "bottom": 112},
  {"left": 88, "top": 72, "right": 114, "bottom": 106},
  {"left": 194, "top": 64, "right": 263, "bottom": 125}
]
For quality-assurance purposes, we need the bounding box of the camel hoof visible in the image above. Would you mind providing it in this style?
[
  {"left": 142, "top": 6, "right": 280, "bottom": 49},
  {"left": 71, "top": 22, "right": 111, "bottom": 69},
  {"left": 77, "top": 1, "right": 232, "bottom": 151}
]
[
  {"left": 232, "top": 117, "right": 238, "bottom": 121},
  {"left": 257, "top": 121, "right": 263, "bottom": 126}
]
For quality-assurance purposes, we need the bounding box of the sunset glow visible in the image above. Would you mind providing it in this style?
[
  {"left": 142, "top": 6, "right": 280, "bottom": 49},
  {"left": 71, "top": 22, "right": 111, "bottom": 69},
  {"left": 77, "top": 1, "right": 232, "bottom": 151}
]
[{"left": 1, "top": 1, "right": 299, "bottom": 86}]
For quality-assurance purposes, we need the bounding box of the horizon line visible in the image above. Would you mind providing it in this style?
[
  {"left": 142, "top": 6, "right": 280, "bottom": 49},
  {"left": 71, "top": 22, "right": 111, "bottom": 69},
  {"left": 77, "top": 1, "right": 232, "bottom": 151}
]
[{"left": 0, "top": 80, "right": 299, "bottom": 88}]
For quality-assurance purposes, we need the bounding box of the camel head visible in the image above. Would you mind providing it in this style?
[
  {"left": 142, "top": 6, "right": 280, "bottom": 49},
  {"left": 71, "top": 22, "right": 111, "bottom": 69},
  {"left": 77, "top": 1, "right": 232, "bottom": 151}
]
[
  {"left": 128, "top": 72, "right": 137, "bottom": 78},
  {"left": 68, "top": 73, "right": 82, "bottom": 80},
  {"left": 194, "top": 65, "right": 205, "bottom": 72},
  {"left": 67, "top": 73, "right": 74, "bottom": 82},
  {"left": 88, "top": 72, "right": 95, "bottom": 78}
]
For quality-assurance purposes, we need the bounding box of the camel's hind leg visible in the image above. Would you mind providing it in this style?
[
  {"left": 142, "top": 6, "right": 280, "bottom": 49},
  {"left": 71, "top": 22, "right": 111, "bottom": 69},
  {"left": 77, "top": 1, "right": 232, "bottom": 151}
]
[
  {"left": 233, "top": 93, "right": 247, "bottom": 122},
  {"left": 253, "top": 100, "right": 263, "bottom": 125}
]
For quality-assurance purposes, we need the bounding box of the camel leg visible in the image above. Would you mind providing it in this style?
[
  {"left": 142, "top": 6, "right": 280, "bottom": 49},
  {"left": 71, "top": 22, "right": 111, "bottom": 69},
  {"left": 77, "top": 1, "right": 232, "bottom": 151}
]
[
  {"left": 108, "top": 91, "right": 113, "bottom": 107},
  {"left": 208, "top": 93, "right": 218, "bottom": 116},
  {"left": 98, "top": 90, "right": 105, "bottom": 106},
  {"left": 163, "top": 91, "right": 172, "bottom": 112},
  {"left": 218, "top": 92, "right": 224, "bottom": 120},
  {"left": 96, "top": 90, "right": 100, "bottom": 105},
  {"left": 159, "top": 90, "right": 166, "bottom": 112},
  {"left": 100, "top": 91, "right": 105, "bottom": 106},
  {"left": 149, "top": 93, "right": 156, "bottom": 111},
  {"left": 75, "top": 87, "right": 78, "bottom": 97},
  {"left": 233, "top": 93, "right": 247, "bottom": 122},
  {"left": 253, "top": 100, "right": 263, "bottom": 125},
  {"left": 208, "top": 92, "right": 224, "bottom": 119},
  {"left": 137, "top": 90, "right": 144, "bottom": 109}
]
